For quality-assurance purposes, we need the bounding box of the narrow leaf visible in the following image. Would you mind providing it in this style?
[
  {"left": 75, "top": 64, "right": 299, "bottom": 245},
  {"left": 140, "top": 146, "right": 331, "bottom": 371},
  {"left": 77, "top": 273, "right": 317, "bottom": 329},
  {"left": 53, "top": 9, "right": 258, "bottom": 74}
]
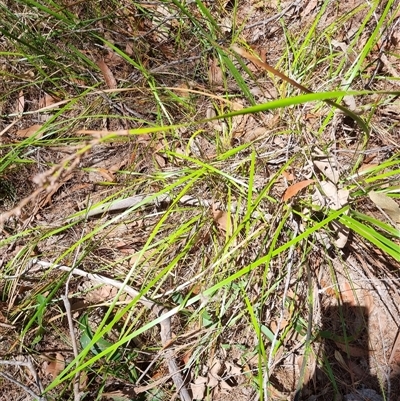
[
  {"left": 283, "top": 179, "right": 315, "bottom": 201},
  {"left": 97, "top": 59, "right": 117, "bottom": 89}
]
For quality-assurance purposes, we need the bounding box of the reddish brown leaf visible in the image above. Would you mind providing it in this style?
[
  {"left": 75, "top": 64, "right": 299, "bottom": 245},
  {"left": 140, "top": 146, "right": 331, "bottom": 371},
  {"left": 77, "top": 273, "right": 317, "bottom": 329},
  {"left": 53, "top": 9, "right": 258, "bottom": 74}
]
[
  {"left": 283, "top": 179, "right": 314, "bottom": 201},
  {"left": 97, "top": 59, "right": 117, "bottom": 89},
  {"left": 182, "top": 349, "right": 193, "bottom": 365},
  {"left": 338, "top": 281, "right": 357, "bottom": 306}
]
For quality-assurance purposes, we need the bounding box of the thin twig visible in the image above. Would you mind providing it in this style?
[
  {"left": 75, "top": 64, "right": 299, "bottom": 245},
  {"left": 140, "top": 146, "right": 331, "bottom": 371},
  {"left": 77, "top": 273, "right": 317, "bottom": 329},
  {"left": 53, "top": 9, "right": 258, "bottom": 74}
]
[
  {"left": 62, "top": 218, "right": 87, "bottom": 401},
  {"left": 69, "top": 191, "right": 272, "bottom": 223},
  {"left": 0, "top": 357, "right": 46, "bottom": 399},
  {"left": 0, "top": 370, "right": 44, "bottom": 401},
  {"left": 0, "top": 322, "right": 15, "bottom": 329},
  {"left": 61, "top": 295, "right": 82, "bottom": 401},
  {"left": 27, "top": 356, "right": 46, "bottom": 397}
]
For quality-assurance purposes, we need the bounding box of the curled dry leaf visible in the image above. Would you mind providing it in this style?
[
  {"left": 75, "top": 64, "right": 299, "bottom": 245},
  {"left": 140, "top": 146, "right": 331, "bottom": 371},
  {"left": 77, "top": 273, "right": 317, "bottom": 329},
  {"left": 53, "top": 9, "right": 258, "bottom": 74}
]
[
  {"left": 208, "top": 359, "right": 223, "bottom": 388},
  {"left": 283, "top": 179, "right": 314, "bottom": 201}
]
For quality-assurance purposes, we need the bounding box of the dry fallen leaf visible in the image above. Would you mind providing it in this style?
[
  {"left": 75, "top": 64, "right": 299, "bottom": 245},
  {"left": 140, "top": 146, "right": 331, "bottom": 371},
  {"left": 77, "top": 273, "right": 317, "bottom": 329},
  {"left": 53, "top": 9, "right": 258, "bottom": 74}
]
[
  {"left": 282, "top": 170, "right": 295, "bottom": 181},
  {"left": 320, "top": 181, "right": 349, "bottom": 210},
  {"left": 334, "top": 350, "right": 351, "bottom": 373},
  {"left": 335, "top": 341, "right": 370, "bottom": 357},
  {"left": 283, "top": 179, "right": 314, "bottom": 201},
  {"left": 208, "top": 57, "right": 223, "bottom": 86},
  {"left": 314, "top": 159, "right": 340, "bottom": 183},
  {"left": 129, "top": 250, "right": 153, "bottom": 267},
  {"left": 191, "top": 376, "right": 207, "bottom": 400},
  {"left": 301, "top": 0, "right": 318, "bottom": 17},
  {"left": 182, "top": 349, "right": 193, "bottom": 365},
  {"left": 104, "top": 49, "right": 124, "bottom": 66},
  {"left": 97, "top": 59, "right": 117, "bottom": 89},
  {"left": 43, "top": 353, "right": 65, "bottom": 378},
  {"left": 343, "top": 94, "right": 357, "bottom": 111},
  {"left": 212, "top": 208, "right": 232, "bottom": 235},
  {"left": 208, "top": 359, "right": 223, "bottom": 388},
  {"left": 16, "top": 90, "right": 25, "bottom": 115},
  {"left": 85, "top": 284, "right": 119, "bottom": 304},
  {"left": 101, "top": 390, "right": 132, "bottom": 401},
  {"left": 338, "top": 281, "right": 357, "bottom": 306},
  {"left": 41, "top": 172, "right": 74, "bottom": 207},
  {"left": 38, "top": 93, "right": 60, "bottom": 109},
  {"left": 93, "top": 167, "right": 115, "bottom": 182},
  {"left": 331, "top": 220, "right": 350, "bottom": 249},
  {"left": 301, "top": 0, "right": 318, "bottom": 18},
  {"left": 297, "top": 353, "right": 316, "bottom": 386},
  {"left": 154, "top": 153, "right": 166, "bottom": 168},
  {"left": 174, "top": 82, "right": 190, "bottom": 98},
  {"left": 125, "top": 41, "right": 134, "bottom": 56},
  {"left": 16, "top": 124, "right": 43, "bottom": 138},
  {"left": 368, "top": 191, "right": 400, "bottom": 223},
  {"left": 358, "top": 163, "right": 378, "bottom": 173}
]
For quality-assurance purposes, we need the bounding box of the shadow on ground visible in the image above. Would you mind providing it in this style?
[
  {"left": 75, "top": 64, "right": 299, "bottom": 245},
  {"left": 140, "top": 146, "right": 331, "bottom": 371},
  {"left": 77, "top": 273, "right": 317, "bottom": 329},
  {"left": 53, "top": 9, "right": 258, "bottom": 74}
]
[{"left": 296, "top": 302, "right": 400, "bottom": 400}]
